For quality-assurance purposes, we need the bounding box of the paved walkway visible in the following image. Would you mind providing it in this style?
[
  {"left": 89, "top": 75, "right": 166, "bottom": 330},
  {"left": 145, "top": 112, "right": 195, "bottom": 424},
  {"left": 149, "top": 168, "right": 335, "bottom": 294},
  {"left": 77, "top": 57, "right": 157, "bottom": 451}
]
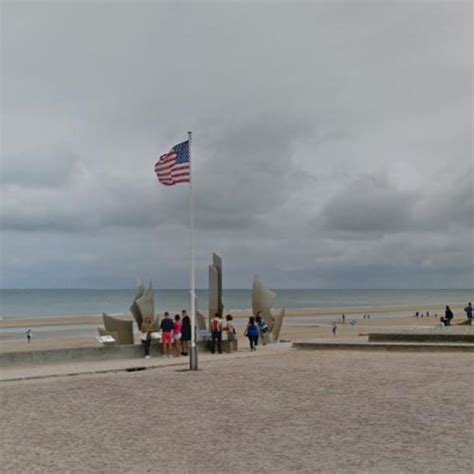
[{"left": 0, "top": 342, "right": 292, "bottom": 382}]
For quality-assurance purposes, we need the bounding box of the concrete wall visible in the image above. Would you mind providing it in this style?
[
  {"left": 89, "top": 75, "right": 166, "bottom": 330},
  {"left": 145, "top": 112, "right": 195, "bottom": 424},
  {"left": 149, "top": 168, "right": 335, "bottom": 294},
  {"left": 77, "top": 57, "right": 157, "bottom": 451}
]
[
  {"left": 293, "top": 342, "right": 474, "bottom": 352},
  {"left": 368, "top": 333, "right": 474, "bottom": 343},
  {"left": 0, "top": 340, "right": 234, "bottom": 368}
]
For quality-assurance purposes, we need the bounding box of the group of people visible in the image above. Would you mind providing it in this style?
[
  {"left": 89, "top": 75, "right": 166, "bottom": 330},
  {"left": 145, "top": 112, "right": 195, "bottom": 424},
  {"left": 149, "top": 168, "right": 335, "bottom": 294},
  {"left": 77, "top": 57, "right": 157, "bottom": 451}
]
[
  {"left": 414, "top": 311, "right": 432, "bottom": 318},
  {"left": 141, "top": 309, "right": 271, "bottom": 357},
  {"left": 244, "top": 312, "right": 269, "bottom": 351},
  {"left": 439, "top": 302, "right": 473, "bottom": 327},
  {"left": 209, "top": 311, "right": 269, "bottom": 353},
  {"left": 141, "top": 310, "right": 192, "bottom": 358}
]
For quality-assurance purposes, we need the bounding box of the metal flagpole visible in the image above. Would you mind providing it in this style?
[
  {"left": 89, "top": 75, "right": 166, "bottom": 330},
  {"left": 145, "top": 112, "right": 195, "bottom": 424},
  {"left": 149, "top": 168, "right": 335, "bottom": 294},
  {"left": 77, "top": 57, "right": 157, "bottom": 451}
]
[{"left": 188, "top": 131, "right": 198, "bottom": 370}]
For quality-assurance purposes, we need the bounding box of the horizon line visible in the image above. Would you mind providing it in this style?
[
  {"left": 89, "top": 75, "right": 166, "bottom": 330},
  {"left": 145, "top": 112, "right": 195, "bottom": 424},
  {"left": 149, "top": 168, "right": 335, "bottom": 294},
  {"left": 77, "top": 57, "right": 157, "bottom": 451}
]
[{"left": 1, "top": 287, "right": 473, "bottom": 291}]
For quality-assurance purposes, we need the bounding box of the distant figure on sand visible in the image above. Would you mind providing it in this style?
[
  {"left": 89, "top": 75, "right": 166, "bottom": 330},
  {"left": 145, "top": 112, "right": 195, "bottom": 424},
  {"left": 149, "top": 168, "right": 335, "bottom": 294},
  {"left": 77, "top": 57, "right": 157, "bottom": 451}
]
[
  {"left": 342, "top": 314, "right": 345, "bottom": 324},
  {"left": 464, "top": 302, "right": 473, "bottom": 321},
  {"left": 210, "top": 313, "right": 223, "bottom": 354},
  {"left": 160, "top": 312, "right": 174, "bottom": 357},
  {"left": 445, "top": 306, "right": 454, "bottom": 326},
  {"left": 332, "top": 323, "right": 337, "bottom": 336},
  {"left": 26, "top": 329, "right": 32, "bottom": 343},
  {"left": 141, "top": 316, "right": 155, "bottom": 359},
  {"left": 225, "top": 314, "right": 237, "bottom": 353},
  {"left": 181, "top": 310, "right": 191, "bottom": 356},
  {"left": 245, "top": 316, "right": 259, "bottom": 351}
]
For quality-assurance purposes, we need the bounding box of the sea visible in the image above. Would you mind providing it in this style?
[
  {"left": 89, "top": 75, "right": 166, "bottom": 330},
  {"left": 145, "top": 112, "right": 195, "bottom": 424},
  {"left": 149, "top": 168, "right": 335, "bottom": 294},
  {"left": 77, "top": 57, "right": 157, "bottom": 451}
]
[{"left": 0, "top": 288, "right": 472, "bottom": 320}]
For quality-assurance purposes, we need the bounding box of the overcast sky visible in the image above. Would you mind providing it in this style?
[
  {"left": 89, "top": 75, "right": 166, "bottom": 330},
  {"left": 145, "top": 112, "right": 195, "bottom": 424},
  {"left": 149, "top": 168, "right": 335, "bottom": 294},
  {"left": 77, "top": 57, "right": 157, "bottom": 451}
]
[{"left": 1, "top": 1, "right": 472, "bottom": 289}]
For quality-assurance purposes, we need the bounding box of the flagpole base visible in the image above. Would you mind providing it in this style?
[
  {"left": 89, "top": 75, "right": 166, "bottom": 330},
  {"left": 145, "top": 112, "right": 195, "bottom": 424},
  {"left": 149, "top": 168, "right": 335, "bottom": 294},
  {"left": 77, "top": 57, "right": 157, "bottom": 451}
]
[{"left": 189, "top": 345, "right": 198, "bottom": 370}]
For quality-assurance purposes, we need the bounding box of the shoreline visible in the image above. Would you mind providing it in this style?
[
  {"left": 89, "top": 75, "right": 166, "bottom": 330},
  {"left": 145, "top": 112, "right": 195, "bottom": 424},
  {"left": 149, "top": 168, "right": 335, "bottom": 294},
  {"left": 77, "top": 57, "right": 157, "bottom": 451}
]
[{"left": 0, "top": 302, "right": 467, "bottom": 329}]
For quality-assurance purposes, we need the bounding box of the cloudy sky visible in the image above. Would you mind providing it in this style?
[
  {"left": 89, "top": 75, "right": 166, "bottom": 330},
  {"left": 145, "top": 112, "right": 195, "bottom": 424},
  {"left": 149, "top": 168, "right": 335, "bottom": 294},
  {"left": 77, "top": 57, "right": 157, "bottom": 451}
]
[{"left": 1, "top": 1, "right": 472, "bottom": 289}]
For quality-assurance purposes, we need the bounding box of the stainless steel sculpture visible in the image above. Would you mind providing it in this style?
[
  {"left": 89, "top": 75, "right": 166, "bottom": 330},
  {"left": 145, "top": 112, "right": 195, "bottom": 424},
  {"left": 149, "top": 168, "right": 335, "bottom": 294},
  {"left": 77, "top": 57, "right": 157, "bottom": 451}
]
[
  {"left": 208, "top": 252, "right": 224, "bottom": 326},
  {"left": 99, "top": 281, "right": 155, "bottom": 345},
  {"left": 129, "top": 282, "right": 146, "bottom": 330},
  {"left": 102, "top": 313, "right": 134, "bottom": 345},
  {"left": 129, "top": 282, "right": 156, "bottom": 329},
  {"left": 252, "top": 276, "right": 286, "bottom": 342}
]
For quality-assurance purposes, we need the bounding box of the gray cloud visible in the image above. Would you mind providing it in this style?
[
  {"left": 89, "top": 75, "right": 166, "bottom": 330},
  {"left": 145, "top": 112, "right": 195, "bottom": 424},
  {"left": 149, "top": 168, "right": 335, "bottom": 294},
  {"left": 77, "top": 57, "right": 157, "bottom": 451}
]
[
  {"left": 321, "top": 175, "right": 416, "bottom": 232},
  {"left": 1, "top": 147, "right": 80, "bottom": 187},
  {"left": 0, "top": 1, "right": 472, "bottom": 288}
]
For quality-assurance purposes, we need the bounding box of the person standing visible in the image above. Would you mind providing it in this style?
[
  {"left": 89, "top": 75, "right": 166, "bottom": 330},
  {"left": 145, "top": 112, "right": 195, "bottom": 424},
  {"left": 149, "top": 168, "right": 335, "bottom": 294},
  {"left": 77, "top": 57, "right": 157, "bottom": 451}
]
[
  {"left": 141, "top": 316, "right": 155, "bottom": 359},
  {"left": 173, "top": 314, "right": 182, "bottom": 356},
  {"left": 210, "top": 313, "right": 223, "bottom": 354},
  {"left": 464, "top": 302, "right": 473, "bottom": 321},
  {"left": 342, "top": 314, "right": 346, "bottom": 324},
  {"left": 26, "top": 329, "right": 32, "bottom": 343},
  {"left": 244, "top": 316, "right": 259, "bottom": 351},
  {"left": 181, "top": 310, "right": 191, "bottom": 356},
  {"left": 445, "top": 306, "right": 454, "bottom": 326},
  {"left": 255, "top": 312, "right": 268, "bottom": 345},
  {"left": 332, "top": 323, "right": 337, "bottom": 336},
  {"left": 225, "top": 314, "right": 237, "bottom": 353},
  {"left": 160, "top": 312, "right": 174, "bottom": 357}
]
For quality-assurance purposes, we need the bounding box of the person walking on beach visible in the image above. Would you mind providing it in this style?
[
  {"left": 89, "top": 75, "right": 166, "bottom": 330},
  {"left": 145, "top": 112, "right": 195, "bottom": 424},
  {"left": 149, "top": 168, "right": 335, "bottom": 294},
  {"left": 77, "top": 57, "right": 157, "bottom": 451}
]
[
  {"left": 244, "top": 316, "right": 259, "bottom": 351},
  {"left": 225, "top": 314, "right": 237, "bottom": 353},
  {"left": 160, "top": 312, "right": 174, "bottom": 357},
  {"left": 26, "top": 329, "right": 32, "bottom": 343},
  {"left": 342, "top": 314, "right": 346, "bottom": 324},
  {"left": 210, "top": 313, "right": 223, "bottom": 354},
  {"left": 445, "top": 306, "right": 454, "bottom": 326},
  {"left": 141, "top": 316, "right": 155, "bottom": 359},
  {"left": 255, "top": 312, "right": 268, "bottom": 345},
  {"left": 181, "top": 310, "right": 191, "bottom": 356},
  {"left": 332, "top": 323, "right": 337, "bottom": 336},
  {"left": 173, "top": 314, "right": 182, "bottom": 356},
  {"left": 464, "top": 302, "right": 473, "bottom": 321}
]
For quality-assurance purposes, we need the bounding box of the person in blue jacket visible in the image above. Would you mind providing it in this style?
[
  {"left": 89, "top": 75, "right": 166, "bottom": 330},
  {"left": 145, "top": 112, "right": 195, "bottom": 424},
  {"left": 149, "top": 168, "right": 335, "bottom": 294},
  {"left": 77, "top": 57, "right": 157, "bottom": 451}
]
[{"left": 244, "top": 316, "right": 259, "bottom": 351}]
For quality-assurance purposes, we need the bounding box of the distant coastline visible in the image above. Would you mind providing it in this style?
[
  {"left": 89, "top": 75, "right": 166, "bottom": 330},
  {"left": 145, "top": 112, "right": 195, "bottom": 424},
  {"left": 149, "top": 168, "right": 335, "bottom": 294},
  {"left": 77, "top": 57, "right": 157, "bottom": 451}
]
[{"left": 0, "top": 288, "right": 472, "bottom": 320}]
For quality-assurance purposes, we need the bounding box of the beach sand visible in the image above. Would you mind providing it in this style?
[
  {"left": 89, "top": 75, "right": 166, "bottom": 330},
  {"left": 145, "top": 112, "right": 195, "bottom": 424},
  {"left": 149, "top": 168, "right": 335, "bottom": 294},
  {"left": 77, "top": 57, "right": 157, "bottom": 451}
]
[
  {"left": 0, "top": 304, "right": 468, "bottom": 353},
  {"left": 1, "top": 349, "right": 472, "bottom": 473},
  {"left": 0, "top": 303, "right": 466, "bottom": 328}
]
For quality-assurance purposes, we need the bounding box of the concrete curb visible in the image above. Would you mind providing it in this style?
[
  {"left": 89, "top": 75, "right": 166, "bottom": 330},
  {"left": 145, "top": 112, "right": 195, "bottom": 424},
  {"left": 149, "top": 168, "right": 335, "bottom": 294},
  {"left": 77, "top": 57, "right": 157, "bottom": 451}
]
[{"left": 292, "top": 342, "right": 474, "bottom": 352}]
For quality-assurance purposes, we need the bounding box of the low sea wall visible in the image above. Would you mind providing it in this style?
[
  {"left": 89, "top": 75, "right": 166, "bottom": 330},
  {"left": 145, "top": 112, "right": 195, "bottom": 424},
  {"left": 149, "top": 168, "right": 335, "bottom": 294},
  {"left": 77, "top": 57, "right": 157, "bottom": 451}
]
[
  {"left": 368, "top": 332, "right": 474, "bottom": 343},
  {"left": 0, "top": 340, "right": 234, "bottom": 367}
]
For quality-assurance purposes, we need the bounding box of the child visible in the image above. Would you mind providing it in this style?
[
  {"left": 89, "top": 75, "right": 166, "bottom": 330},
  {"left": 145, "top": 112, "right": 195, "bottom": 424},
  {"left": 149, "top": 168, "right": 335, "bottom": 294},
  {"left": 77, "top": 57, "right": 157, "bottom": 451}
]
[{"left": 244, "top": 317, "right": 259, "bottom": 351}]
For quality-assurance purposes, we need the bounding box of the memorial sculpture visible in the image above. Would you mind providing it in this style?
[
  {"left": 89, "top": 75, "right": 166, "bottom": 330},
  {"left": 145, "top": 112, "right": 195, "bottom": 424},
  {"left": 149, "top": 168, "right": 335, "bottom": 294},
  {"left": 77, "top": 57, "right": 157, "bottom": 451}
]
[
  {"left": 129, "top": 282, "right": 157, "bottom": 331},
  {"left": 208, "top": 252, "right": 224, "bottom": 327},
  {"left": 100, "top": 313, "right": 134, "bottom": 345},
  {"left": 252, "top": 276, "right": 286, "bottom": 342},
  {"left": 99, "top": 281, "right": 156, "bottom": 345}
]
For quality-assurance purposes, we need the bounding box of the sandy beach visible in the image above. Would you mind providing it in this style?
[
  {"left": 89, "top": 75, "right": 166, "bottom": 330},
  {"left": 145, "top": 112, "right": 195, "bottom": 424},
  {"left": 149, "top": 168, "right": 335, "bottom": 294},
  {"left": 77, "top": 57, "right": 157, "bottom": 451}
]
[
  {"left": 0, "top": 303, "right": 467, "bottom": 329},
  {"left": 0, "top": 307, "right": 469, "bottom": 354},
  {"left": 1, "top": 349, "right": 473, "bottom": 473}
]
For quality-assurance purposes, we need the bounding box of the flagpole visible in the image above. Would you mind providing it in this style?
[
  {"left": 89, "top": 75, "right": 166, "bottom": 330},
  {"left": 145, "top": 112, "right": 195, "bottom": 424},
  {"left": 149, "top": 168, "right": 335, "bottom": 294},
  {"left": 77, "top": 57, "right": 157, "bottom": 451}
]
[{"left": 188, "top": 131, "right": 198, "bottom": 370}]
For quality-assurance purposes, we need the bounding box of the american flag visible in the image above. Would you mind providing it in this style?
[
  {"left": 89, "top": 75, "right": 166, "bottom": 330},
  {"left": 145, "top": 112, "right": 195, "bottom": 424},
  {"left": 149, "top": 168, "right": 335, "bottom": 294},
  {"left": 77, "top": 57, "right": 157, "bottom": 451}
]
[{"left": 154, "top": 140, "right": 190, "bottom": 186}]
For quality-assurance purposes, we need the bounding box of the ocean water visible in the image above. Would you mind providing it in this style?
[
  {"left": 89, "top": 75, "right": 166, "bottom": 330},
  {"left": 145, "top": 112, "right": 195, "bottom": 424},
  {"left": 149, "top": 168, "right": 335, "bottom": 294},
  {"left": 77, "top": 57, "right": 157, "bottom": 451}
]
[{"left": 0, "top": 289, "right": 472, "bottom": 320}]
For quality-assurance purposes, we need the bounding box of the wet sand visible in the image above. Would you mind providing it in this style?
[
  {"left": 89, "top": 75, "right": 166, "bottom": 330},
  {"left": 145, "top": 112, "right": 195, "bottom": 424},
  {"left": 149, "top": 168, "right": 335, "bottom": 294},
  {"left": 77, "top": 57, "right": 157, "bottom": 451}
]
[
  {"left": 1, "top": 349, "right": 472, "bottom": 473},
  {"left": 0, "top": 313, "right": 467, "bottom": 354},
  {"left": 0, "top": 303, "right": 466, "bottom": 329}
]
